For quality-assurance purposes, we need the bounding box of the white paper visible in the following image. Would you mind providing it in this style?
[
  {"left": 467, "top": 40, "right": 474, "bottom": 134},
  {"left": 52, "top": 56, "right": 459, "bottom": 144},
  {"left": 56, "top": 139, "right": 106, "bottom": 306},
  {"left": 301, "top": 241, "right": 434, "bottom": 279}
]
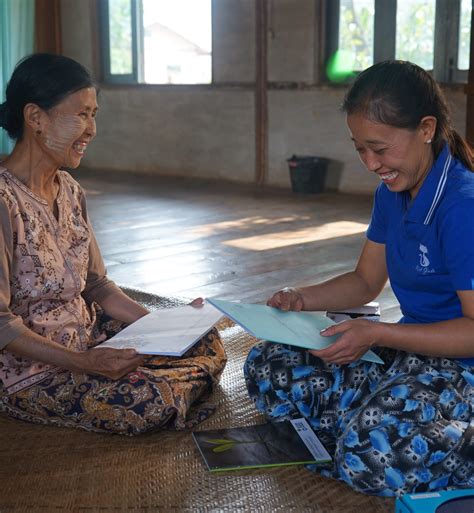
[
  {"left": 290, "top": 418, "right": 331, "bottom": 462},
  {"left": 98, "top": 303, "right": 223, "bottom": 356}
]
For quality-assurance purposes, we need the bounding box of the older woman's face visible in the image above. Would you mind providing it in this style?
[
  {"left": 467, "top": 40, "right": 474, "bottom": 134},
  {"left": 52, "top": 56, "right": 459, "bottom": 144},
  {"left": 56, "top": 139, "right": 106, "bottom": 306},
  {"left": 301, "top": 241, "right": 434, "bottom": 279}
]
[
  {"left": 41, "top": 87, "right": 98, "bottom": 169},
  {"left": 346, "top": 113, "right": 434, "bottom": 198}
]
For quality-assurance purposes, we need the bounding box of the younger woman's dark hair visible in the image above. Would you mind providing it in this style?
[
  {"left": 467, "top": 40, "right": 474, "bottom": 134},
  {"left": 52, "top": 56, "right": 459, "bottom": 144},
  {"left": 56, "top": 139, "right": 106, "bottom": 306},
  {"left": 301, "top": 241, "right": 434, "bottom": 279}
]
[
  {"left": 0, "top": 53, "right": 94, "bottom": 141},
  {"left": 342, "top": 60, "right": 474, "bottom": 170}
]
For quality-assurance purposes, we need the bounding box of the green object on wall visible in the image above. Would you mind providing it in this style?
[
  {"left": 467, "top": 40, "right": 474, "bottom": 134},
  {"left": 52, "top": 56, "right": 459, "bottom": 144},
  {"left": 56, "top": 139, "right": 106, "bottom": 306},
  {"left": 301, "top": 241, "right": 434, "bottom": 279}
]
[{"left": 326, "top": 50, "right": 356, "bottom": 84}]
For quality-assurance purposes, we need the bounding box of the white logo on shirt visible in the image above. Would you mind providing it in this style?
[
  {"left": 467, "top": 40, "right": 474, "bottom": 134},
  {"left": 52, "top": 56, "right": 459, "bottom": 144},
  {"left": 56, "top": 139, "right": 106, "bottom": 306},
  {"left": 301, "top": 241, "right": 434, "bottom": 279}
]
[
  {"left": 419, "top": 244, "right": 430, "bottom": 267},
  {"left": 416, "top": 243, "right": 435, "bottom": 274}
]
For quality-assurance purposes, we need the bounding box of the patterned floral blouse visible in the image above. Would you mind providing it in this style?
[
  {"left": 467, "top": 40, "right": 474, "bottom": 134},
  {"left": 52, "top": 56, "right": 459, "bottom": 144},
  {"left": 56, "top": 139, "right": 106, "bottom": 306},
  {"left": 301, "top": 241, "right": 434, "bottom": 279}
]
[{"left": 0, "top": 167, "right": 121, "bottom": 394}]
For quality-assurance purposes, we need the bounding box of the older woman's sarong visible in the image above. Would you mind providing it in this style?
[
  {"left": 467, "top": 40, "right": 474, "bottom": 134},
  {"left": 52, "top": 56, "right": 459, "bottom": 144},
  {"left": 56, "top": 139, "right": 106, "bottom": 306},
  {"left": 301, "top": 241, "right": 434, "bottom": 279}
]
[{"left": 1, "top": 319, "right": 226, "bottom": 435}]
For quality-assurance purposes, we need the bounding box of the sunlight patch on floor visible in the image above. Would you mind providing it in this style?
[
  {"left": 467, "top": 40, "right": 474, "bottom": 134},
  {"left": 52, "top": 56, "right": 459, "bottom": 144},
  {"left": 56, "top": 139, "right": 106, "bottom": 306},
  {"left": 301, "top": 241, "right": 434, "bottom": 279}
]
[
  {"left": 191, "top": 215, "right": 310, "bottom": 235},
  {"left": 223, "top": 221, "right": 367, "bottom": 250}
]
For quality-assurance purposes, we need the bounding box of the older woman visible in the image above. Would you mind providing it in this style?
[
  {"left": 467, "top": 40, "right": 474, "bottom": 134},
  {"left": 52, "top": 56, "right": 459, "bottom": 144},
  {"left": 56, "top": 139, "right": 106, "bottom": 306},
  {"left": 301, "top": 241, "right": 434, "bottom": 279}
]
[
  {"left": 244, "top": 61, "right": 473, "bottom": 496},
  {"left": 0, "top": 53, "right": 226, "bottom": 434}
]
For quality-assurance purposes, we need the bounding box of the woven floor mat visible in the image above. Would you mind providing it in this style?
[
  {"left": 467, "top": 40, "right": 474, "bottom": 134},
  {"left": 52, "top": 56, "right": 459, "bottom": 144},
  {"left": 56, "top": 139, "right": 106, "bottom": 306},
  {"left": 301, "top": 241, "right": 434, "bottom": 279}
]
[{"left": 0, "top": 291, "right": 394, "bottom": 512}]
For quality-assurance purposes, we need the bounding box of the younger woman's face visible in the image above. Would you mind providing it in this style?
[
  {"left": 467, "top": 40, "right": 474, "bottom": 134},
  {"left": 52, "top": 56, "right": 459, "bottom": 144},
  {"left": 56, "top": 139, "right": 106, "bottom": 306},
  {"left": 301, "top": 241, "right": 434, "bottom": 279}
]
[
  {"left": 40, "top": 87, "right": 98, "bottom": 169},
  {"left": 346, "top": 113, "right": 434, "bottom": 198}
]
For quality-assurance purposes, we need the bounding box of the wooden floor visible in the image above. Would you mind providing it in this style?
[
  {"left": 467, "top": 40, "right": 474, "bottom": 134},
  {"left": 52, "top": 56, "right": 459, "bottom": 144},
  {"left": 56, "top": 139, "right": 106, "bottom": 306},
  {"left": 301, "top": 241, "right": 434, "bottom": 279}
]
[
  {"left": 74, "top": 170, "right": 401, "bottom": 322},
  {"left": 0, "top": 171, "right": 399, "bottom": 513}
]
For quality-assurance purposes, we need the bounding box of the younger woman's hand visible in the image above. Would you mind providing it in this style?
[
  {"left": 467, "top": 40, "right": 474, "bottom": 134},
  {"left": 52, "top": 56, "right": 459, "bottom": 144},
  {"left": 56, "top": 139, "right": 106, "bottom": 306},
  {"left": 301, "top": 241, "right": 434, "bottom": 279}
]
[
  {"left": 310, "top": 319, "right": 383, "bottom": 365},
  {"left": 267, "top": 287, "right": 305, "bottom": 311},
  {"left": 74, "top": 347, "right": 145, "bottom": 380}
]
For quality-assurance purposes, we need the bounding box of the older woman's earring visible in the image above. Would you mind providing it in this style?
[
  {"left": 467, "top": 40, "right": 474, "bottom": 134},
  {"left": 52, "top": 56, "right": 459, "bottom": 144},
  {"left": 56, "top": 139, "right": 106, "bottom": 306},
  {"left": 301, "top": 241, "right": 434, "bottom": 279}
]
[
  {"left": 36, "top": 129, "right": 42, "bottom": 135},
  {"left": 425, "top": 138, "right": 432, "bottom": 144}
]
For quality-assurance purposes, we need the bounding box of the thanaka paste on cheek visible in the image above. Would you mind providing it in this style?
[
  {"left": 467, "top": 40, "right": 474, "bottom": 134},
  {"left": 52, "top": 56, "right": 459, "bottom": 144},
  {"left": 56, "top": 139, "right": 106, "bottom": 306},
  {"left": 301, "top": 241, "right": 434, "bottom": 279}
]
[{"left": 44, "top": 114, "right": 85, "bottom": 160}]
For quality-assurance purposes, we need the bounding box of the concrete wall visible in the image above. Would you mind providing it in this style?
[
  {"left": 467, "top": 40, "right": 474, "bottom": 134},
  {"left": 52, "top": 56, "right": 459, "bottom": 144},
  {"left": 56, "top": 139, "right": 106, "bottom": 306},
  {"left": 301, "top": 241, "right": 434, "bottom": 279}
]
[
  {"left": 85, "top": 87, "right": 255, "bottom": 182},
  {"left": 60, "top": 0, "right": 467, "bottom": 194}
]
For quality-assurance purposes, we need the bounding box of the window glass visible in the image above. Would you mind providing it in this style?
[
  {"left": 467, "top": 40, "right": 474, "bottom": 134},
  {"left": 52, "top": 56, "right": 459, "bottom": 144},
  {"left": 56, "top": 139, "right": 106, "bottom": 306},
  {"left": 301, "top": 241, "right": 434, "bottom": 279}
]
[
  {"left": 395, "top": 0, "right": 435, "bottom": 69},
  {"left": 458, "top": 0, "right": 472, "bottom": 70},
  {"left": 142, "top": 0, "right": 212, "bottom": 84},
  {"left": 109, "top": 0, "right": 133, "bottom": 75},
  {"left": 338, "top": 0, "right": 374, "bottom": 71}
]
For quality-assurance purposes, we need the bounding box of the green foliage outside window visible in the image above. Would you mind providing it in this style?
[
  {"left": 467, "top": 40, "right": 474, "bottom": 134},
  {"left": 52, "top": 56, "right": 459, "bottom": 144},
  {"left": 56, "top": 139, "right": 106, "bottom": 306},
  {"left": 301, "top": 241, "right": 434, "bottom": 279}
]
[
  {"left": 396, "top": 1, "right": 435, "bottom": 69},
  {"left": 109, "top": 0, "right": 133, "bottom": 75},
  {"left": 339, "top": 0, "right": 374, "bottom": 71},
  {"left": 338, "top": 0, "right": 470, "bottom": 76}
]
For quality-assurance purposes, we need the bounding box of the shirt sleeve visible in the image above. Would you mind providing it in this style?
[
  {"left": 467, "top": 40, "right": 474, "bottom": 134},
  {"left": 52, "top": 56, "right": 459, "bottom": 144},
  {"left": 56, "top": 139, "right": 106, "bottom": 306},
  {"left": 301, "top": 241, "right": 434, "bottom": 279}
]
[
  {"left": 439, "top": 198, "right": 474, "bottom": 291},
  {"left": 366, "top": 184, "right": 387, "bottom": 244},
  {"left": 79, "top": 191, "right": 123, "bottom": 305},
  {"left": 0, "top": 198, "right": 29, "bottom": 349}
]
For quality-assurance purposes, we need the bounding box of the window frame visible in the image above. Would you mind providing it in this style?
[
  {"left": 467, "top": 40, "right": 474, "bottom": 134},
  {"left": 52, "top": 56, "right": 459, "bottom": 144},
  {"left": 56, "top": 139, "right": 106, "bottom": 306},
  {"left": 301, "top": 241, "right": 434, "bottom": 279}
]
[
  {"left": 98, "top": 0, "right": 143, "bottom": 84},
  {"left": 325, "top": 0, "right": 469, "bottom": 84},
  {"left": 98, "top": 0, "right": 214, "bottom": 86}
]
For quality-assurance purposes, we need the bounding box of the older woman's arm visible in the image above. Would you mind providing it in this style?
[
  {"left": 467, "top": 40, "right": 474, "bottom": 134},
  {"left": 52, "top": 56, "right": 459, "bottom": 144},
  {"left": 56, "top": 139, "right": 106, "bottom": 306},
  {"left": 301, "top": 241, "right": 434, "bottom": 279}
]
[
  {"left": 0, "top": 202, "right": 29, "bottom": 349},
  {"left": 0, "top": 198, "right": 144, "bottom": 378},
  {"left": 6, "top": 329, "right": 144, "bottom": 379}
]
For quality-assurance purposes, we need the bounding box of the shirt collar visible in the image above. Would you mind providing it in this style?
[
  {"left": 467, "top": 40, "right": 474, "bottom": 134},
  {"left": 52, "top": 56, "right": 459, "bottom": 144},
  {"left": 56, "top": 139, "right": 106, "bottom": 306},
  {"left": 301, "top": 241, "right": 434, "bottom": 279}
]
[{"left": 405, "top": 142, "right": 453, "bottom": 225}]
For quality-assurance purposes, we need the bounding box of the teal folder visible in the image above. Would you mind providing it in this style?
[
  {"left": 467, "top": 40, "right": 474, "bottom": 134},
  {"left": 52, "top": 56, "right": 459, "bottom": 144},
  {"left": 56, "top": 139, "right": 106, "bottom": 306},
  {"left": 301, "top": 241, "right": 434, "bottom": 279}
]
[{"left": 207, "top": 298, "right": 384, "bottom": 364}]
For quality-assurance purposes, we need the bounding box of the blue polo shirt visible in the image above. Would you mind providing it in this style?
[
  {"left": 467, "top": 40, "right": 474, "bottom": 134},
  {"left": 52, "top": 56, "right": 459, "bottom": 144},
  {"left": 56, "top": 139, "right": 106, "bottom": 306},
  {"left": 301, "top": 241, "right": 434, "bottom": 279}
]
[{"left": 367, "top": 143, "right": 474, "bottom": 366}]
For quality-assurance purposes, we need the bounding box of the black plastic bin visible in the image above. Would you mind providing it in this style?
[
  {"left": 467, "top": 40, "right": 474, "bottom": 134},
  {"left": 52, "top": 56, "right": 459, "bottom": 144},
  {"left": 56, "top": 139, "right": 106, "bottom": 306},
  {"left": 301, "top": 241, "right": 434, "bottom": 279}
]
[{"left": 287, "top": 155, "right": 329, "bottom": 194}]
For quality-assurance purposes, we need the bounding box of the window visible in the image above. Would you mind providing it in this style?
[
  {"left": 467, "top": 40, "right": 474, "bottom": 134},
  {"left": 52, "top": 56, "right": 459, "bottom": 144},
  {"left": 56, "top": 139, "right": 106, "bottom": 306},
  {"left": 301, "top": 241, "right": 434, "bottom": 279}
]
[
  {"left": 99, "top": 0, "right": 212, "bottom": 84},
  {"left": 327, "top": 0, "right": 472, "bottom": 83}
]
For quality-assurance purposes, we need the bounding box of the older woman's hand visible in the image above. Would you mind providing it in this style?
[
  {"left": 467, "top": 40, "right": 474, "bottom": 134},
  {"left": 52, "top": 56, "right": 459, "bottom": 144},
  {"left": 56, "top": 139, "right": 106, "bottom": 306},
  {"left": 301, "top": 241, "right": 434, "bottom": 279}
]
[
  {"left": 75, "top": 347, "right": 145, "bottom": 380},
  {"left": 310, "top": 318, "right": 383, "bottom": 365},
  {"left": 267, "top": 287, "right": 305, "bottom": 311}
]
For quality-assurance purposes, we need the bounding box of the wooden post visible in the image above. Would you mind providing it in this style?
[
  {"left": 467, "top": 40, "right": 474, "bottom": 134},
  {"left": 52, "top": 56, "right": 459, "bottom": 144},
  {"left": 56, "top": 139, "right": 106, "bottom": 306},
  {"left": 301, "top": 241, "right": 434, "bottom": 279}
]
[
  {"left": 255, "top": 0, "right": 268, "bottom": 187},
  {"left": 35, "top": 0, "right": 62, "bottom": 54},
  {"left": 465, "top": 2, "right": 474, "bottom": 146}
]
